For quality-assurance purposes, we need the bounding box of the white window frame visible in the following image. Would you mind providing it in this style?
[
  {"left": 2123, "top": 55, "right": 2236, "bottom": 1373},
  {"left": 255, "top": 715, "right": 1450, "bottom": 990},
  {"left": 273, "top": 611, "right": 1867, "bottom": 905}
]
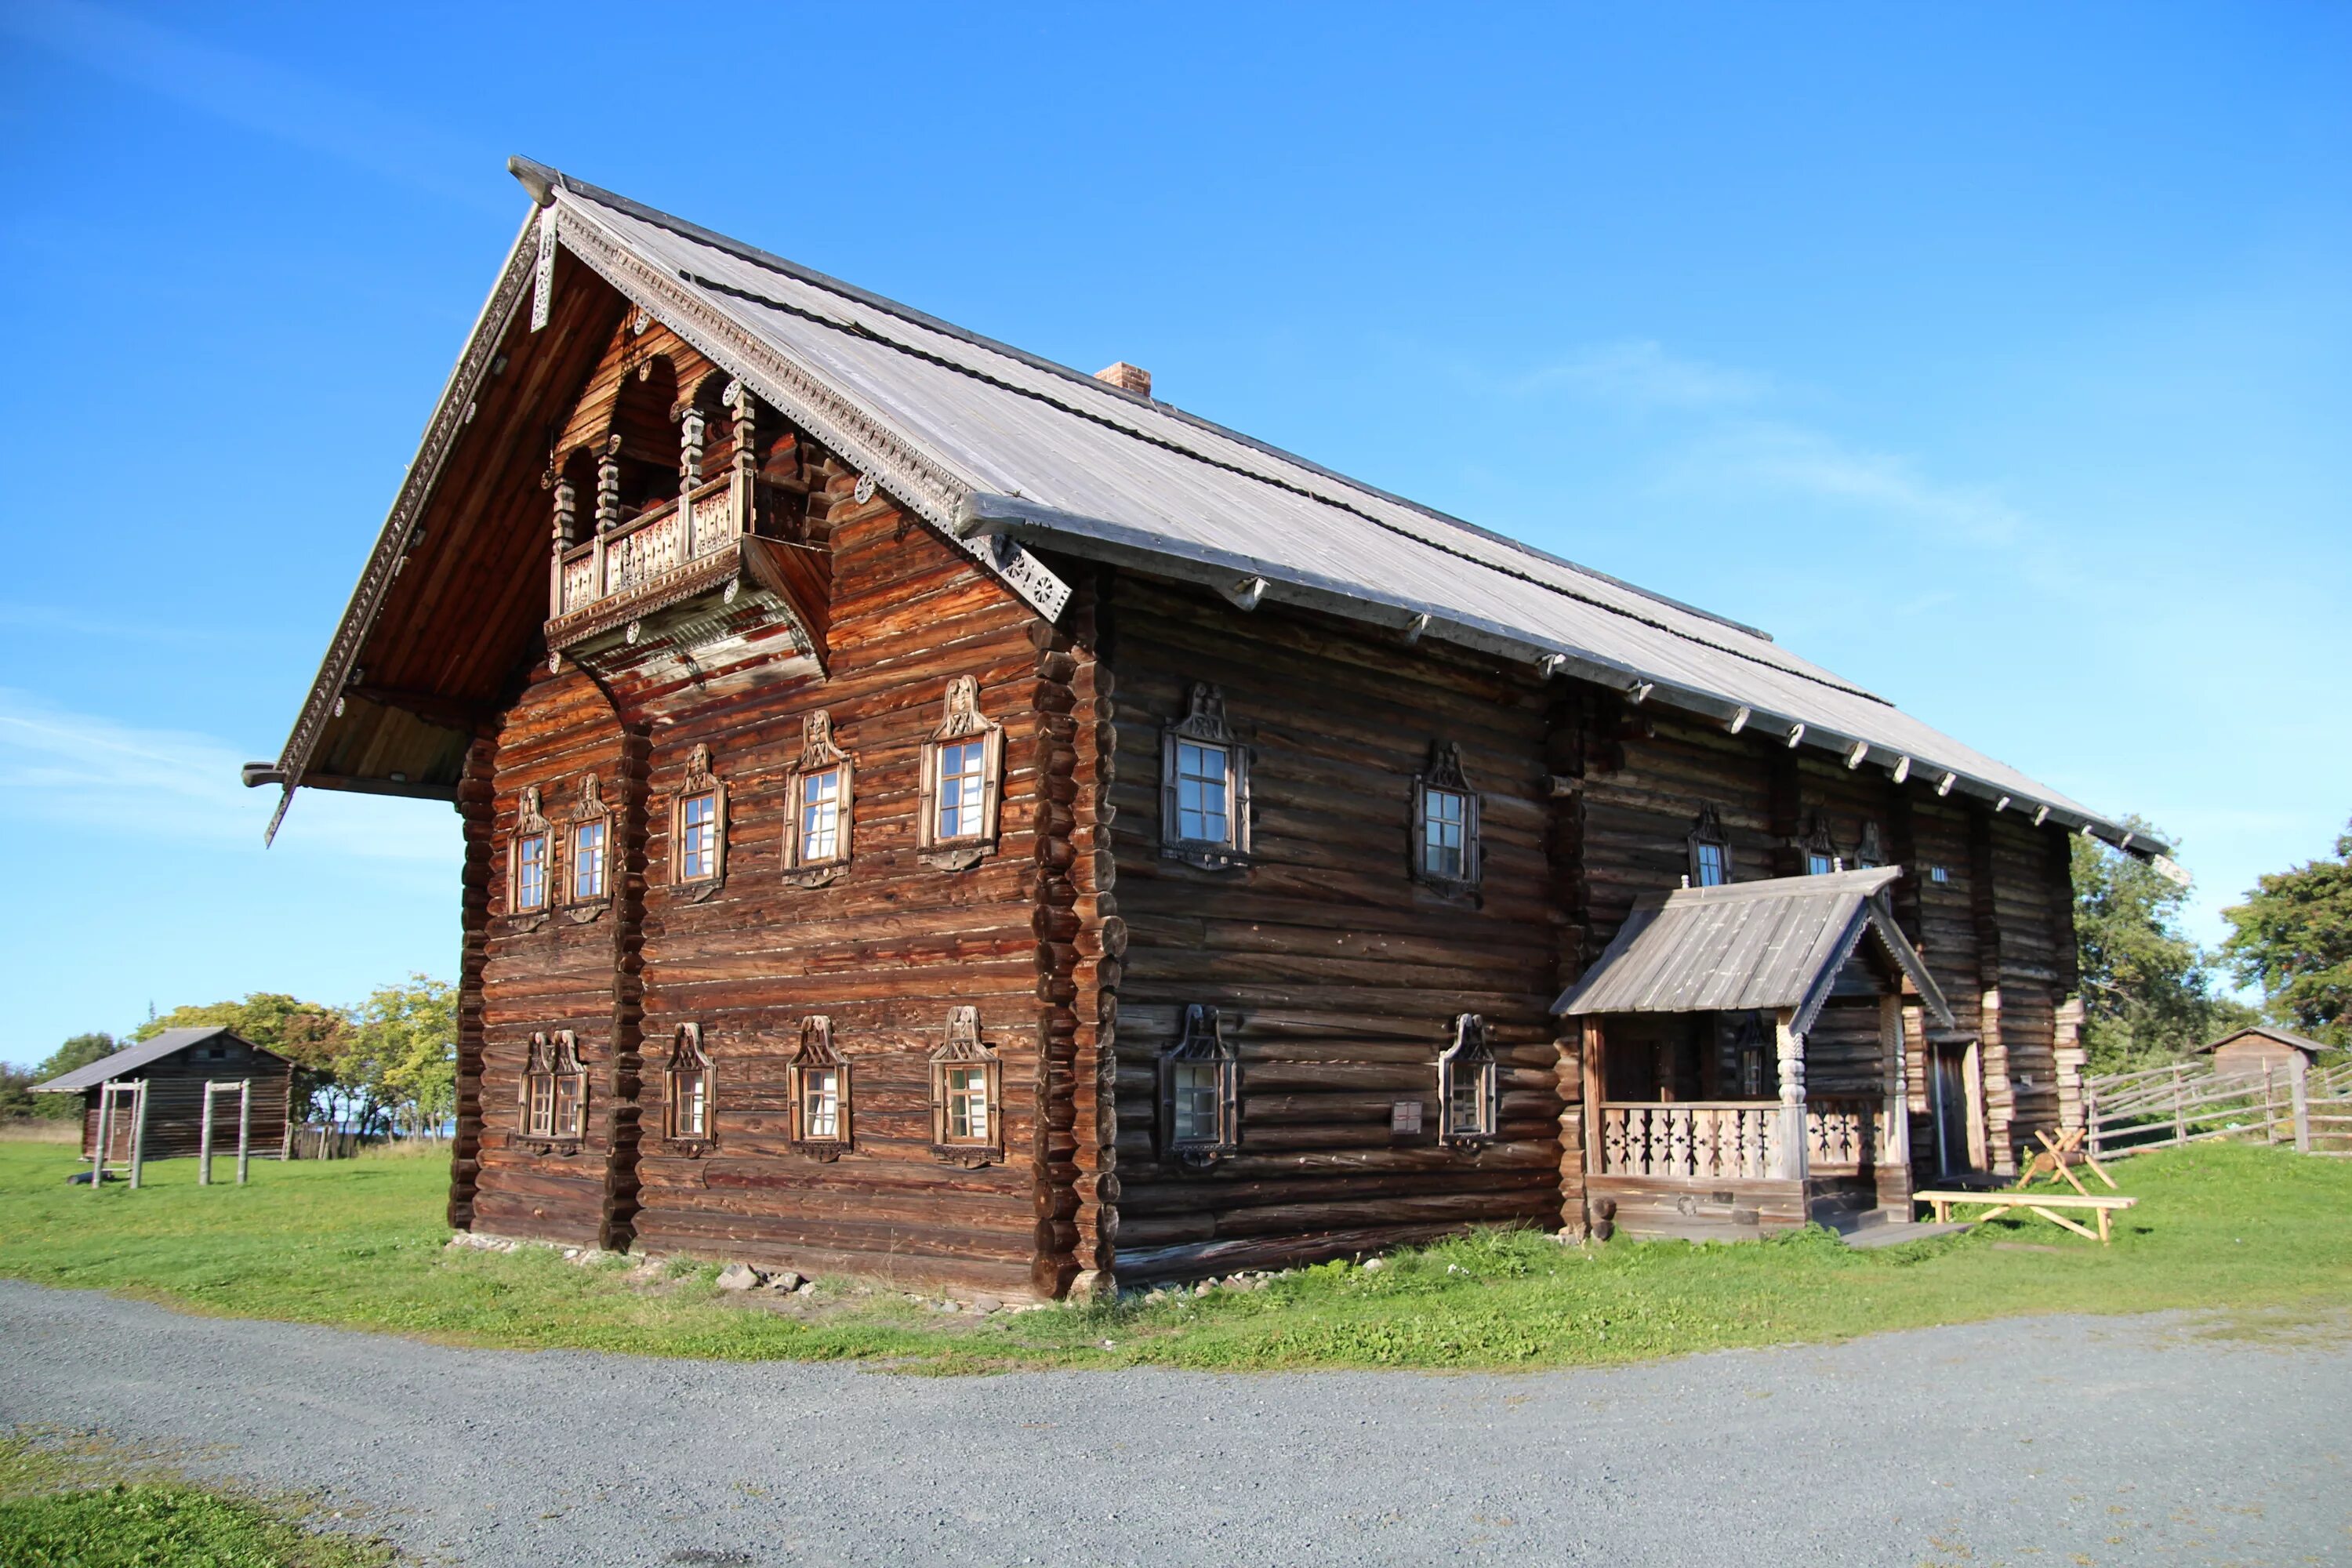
[
  {"left": 1411, "top": 742, "right": 1481, "bottom": 892},
  {"left": 782, "top": 710, "right": 855, "bottom": 887},
  {"left": 1688, "top": 804, "right": 1732, "bottom": 887},
  {"left": 665, "top": 1022, "right": 713, "bottom": 1145},
  {"left": 787, "top": 1016, "right": 851, "bottom": 1159},
  {"left": 916, "top": 677, "right": 1003, "bottom": 871},
  {"left": 510, "top": 786, "right": 552, "bottom": 918},
  {"left": 928, "top": 1005, "right": 1004, "bottom": 1166},
  {"left": 670, "top": 744, "right": 727, "bottom": 892},
  {"left": 1436, "top": 1013, "right": 1498, "bottom": 1145},
  {"left": 1158, "top": 1004, "right": 1240, "bottom": 1166}
]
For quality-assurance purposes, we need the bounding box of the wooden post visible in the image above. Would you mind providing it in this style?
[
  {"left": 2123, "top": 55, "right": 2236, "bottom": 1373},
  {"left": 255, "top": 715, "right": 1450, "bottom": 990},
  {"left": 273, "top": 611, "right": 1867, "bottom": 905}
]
[
  {"left": 2172, "top": 1064, "right": 2187, "bottom": 1148},
  {"left": 199, "top": 1081, "right": 216, "bottom": 1185},
  {"left": 91, "top": 1083, "right": 112, "bottom": 1192},
  {"left": 2291, "top": 1054, "right": 2310, "bottom": 1154},
  {"left": 1774, "top": 1007, "right": 1807, "bottom": 1182},
  {"left": 1876, "top": 993, "right": 1911, "bottom": 1213},
  {"left": 127, "top": 1082, "right": 149, "bottom": 1190},
  {"left": 1581, "top": 1018, "right": 1606, "bottom": 1183},
  {"left": 236, "top": 1080, "right": 252, "bottom": 1186},
  {"left": 2086, "top": 1081, "right": 2102, "bottom": 1161},
  {"left": 2263, "top": 1062, "right": 2278, "bottom": 1144}
]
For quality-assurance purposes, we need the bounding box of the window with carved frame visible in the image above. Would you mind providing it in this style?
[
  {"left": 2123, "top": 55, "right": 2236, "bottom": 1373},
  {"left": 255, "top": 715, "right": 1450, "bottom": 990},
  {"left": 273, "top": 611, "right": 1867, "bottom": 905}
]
[
  {"left": 1412, "top": 742, "right": 1481, "bottom": 891},
  {"left": 510, "top": 786, "right": 552, "bottom": 916},
  {"left": 1436, "top": 1013, "right": 1498, "bottom": 1145},
  {"left": 1160, "top": 684, "right": 1250, "bottom": 870},
  {"left": 565, "top": 774, "right": 613, "bottom": 913},
  {"left": 916, "top": 677, "right": 1003, "bottom": 870},
  {"left": 786, "top": 1016, "right": 851, "bottom": 1159},
  {"left": 1688, "top": 804, "right": 1732, "bottom": 887},
  {"left": 928, "top": 1005, "right": 1004, "bottom": 1165},
  {"left": 1802, "top": 811, "right": 1841, "bottom": 877},
  {"left": 664, "top": 1022, "right": 713, "bottom": 1145},
  {"left": 520, "top": 1029, "right": 586, "bottom": 1143},
  {"left": 782, "top": 710, "right": 855, "bottom": 887},
  {"left": 1159, "top": 1004, "right": 1240, "bottom": 1166},
  {"left": 670, "top": 745, "right": 728, "bottom": 891},
  {"left": 1852, "top": 821, "right": 1886, "bottom": 870}
]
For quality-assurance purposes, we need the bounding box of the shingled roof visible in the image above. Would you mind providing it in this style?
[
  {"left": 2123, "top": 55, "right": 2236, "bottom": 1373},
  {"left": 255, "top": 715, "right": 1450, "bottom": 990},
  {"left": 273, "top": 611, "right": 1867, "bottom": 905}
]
[
  {"left": 260, "top": 158, "right": 2159, "bottom": 855},
  {"left": 1552, "top": 867, "right": 1955, "bottom": 1037}
]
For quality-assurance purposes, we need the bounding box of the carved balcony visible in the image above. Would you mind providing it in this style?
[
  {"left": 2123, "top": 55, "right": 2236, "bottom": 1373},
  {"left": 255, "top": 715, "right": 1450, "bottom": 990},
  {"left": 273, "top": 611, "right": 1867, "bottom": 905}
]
[{"left": 543, "top": 476, "right": 828, "bottom": 668}]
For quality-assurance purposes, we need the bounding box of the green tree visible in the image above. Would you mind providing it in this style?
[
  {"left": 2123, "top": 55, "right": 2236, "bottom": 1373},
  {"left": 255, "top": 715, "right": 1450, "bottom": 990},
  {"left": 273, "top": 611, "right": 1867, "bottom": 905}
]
[
  {"left": 135, "top": 997, "right": 344, "bottom": 1121},
  {"left": 2222, "top": 819, "right": 2352, "bottom": 1049},
  {"left": 24, "top": 1033, "right": 118, "bottom": 1120},
  {"left": 333, "top": 975, "right": 456, "bottom": 1139},
  {"left": 0, "top": 1063, "right": 41, "bottom": 1120},
  {"left": 2073, "top": 822, "right": 2252, "bottom": 1072}
]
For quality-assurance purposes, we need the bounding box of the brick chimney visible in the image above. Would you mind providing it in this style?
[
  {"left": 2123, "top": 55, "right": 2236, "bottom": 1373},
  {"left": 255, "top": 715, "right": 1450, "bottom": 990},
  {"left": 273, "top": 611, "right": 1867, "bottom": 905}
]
[{"left": 1094, "top": 361, "right": 1152, "bottom": 398}]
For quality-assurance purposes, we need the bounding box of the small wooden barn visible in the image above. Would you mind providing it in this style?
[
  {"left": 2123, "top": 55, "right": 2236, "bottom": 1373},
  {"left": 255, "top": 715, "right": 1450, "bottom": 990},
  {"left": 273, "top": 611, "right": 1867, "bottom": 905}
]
[
  {"left": 34, "top": 1028, "right": 295, "bottom": 1163},
  {"left": 2198, "top": 1025, "right": 2331, "bottom": 1080}
]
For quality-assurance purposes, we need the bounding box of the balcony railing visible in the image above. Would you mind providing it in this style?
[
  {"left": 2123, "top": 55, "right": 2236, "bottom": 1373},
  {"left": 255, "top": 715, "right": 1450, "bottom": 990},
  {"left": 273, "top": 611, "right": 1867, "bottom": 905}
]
[{"left": 553, "top": 475, "right": 738, "bottom": 619}]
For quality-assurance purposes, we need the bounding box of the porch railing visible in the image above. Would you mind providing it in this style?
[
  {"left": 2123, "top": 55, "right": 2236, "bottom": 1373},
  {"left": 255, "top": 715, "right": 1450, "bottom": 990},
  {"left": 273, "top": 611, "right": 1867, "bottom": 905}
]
[{"left": 1597, "top": 1097, "right": 1890, "bottom": 1181}]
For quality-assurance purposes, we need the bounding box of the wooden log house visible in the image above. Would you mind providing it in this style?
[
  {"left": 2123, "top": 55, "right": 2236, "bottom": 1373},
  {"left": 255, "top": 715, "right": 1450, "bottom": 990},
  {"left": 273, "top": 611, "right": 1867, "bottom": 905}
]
[{"left": 250, "top": 159, "right": 2162, "bottom": 1291}]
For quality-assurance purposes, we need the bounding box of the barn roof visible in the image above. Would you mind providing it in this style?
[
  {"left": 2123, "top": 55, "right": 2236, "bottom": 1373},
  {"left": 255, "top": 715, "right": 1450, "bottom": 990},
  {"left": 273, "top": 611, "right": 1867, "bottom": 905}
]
[
  {"left": 1552, "top": 867, "right": 1955, "bottom": 1038},
  {"left": 31, "top": 1027, "right": 285, "bottom": 1094},
  {"left": 2198, "top": 1024, "right": 2333, "bottom": 1058},
  {"left": 256, "top": 157, "right": 2162, "bottom": 857}
]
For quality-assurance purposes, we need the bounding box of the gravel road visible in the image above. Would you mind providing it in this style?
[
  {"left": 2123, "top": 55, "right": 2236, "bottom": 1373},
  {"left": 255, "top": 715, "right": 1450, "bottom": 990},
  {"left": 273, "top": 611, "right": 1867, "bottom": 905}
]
[{"left": 2, "top": 1279, "right": 2345, "bottom": 1566}]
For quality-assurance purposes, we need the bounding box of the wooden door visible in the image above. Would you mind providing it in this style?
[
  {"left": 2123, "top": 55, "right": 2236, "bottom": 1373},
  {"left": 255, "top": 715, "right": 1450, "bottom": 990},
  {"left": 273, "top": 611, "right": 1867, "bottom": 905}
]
[
  {"left": 1930, "top": 1046, "right": 1973, "bottom": 1176},
  {"left": 105, "top": 1098, "right": 136, "bottom": 1163}
]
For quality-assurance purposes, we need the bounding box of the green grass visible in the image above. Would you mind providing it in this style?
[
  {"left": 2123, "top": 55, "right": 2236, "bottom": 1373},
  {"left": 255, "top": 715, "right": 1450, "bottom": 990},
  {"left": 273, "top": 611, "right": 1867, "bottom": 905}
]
[
  {"left": 0, "top": 1432, "right": 392, "bottom": 1567},
  {"left": 0, "top": 1142, "right": 2346, "bottom": 1373}
]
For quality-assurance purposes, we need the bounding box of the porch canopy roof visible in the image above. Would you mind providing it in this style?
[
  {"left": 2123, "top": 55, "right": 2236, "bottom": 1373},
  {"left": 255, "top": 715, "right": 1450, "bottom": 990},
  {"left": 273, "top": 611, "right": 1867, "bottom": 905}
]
[{"left": 1552, "top": 868, "right": 1955, "bottom": 1038}]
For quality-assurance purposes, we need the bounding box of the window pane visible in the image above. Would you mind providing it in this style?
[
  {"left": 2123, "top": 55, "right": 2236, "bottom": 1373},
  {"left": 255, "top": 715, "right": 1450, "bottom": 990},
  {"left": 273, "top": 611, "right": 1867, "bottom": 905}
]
[
  {"left": 681, "top": 794, "right": 717, "bottom": 880},
  {"left": 800, "top": 768, "right": 841, "bottom": 861},
  {"left": 1448, "top": 1069, "right": 1486, "bottom": 1133},
  {"left": 1695, "top": 842, "right": 1727, "bottom": 887},
  {"left": 945, "top": 1065, "right": 989, "bottom": 1142},
  {"left": 574, "top": 822, "right": 606, "bottom": 899},
  {"left": 1421, "top": 789, "right": 1468, "bottom": 878},
  {"left": 1806, "top": 851, "right": 1835, "bottom": 877},
  {"left": 677, "top": 1070, "right": 706, "bottom": 1137},
  {"left": 1172, "top": 1061, "right": 1221, "bottom": 1142},
  {"left": 936, "top": 742, "right": 986, "bottom": 839},
  {"left": 1174, "top": 742, "right": 1230, "bottom": 844},
  {"left": 516, "top": 836, "right": 547, "bottom": 911},
  {"left": 554, "top": 1073, "right": 583, "bottom": 1138},
  {"left": 804, "top": 1069, "right": 840, "bottom": 1139}
]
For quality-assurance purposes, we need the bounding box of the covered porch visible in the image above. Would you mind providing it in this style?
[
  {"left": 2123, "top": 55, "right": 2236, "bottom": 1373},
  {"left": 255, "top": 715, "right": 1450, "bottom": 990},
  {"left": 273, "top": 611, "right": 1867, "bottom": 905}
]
[{"left": 1554, "top": 867, "right": 1956, "bottom": 1240}]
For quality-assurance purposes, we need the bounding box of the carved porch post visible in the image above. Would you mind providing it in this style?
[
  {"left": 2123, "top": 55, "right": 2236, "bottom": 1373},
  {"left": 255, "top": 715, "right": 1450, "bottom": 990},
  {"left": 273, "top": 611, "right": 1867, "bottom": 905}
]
[
  {"left": 547, "top": 470, "right": 579, "bottom": 618},
  {"left": 1876, "top": 993, "right": 1911, "bottom": 1213},
  {"left": 1774, "top": 1007, "right": 1807, "bottom": 1182},
  {"left": 728, "top": 380, "right": 757, "bottom": 538},
  {"left": 678, "top": 405, "right": 706, "bottom": 553},
  {"left": 593, "top": 432, "right": 622, "bottom": 597}
]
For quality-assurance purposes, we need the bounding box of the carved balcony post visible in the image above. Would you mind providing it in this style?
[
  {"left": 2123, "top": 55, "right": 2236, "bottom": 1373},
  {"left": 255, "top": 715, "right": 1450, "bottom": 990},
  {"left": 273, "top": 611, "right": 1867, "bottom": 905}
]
[
  {"left": 545, "top": 469, "right": 575, "bottom": 618},
  {"left": 727, "top": 379, "right": 756, "bottom": 537},
  {"left": 1774, "top": 1007, "right": 1808, "bottom": 1182},
  {"left": 593, "top": 433, "right": 622, "bottom": 599},
  {"left": 678, "top": 405, "right": 706, "bottom": 554}
]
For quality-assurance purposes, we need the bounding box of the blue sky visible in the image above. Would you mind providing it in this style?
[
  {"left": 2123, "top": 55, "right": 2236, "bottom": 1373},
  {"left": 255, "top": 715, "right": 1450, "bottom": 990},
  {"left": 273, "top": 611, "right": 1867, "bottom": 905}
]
[{"left": 2, "top": 2, "right": 2345, "bottom": 1065}]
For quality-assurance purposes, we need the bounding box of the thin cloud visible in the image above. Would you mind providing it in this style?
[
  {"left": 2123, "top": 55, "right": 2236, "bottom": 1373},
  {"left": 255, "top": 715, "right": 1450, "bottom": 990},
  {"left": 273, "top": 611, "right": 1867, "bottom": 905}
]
[
  {"left": 0, "top": 688, "right": 450, "bottom": 862},
  {"left": 1703, "top": 419, "right": 2026, "bottom": 547},
  {"left": 2, "top": 1, "right": 499, "bottom": 212},
  {"left": 1509, "top": 339, "right": 1772, "bottom": 409}
]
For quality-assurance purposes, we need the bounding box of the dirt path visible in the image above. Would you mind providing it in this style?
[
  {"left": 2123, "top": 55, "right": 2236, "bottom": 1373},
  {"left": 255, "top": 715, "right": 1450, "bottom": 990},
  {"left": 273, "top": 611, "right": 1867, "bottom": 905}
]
[{"left": 2, "top": 1279, "right": 2345, "bottom": 1566}]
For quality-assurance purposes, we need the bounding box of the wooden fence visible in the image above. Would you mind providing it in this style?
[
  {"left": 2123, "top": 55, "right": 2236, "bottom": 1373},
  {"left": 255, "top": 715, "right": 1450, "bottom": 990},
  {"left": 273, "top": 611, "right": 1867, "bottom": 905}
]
[{"left": 2085, "top": 1058, "right": 2352, "bottom": 1160}]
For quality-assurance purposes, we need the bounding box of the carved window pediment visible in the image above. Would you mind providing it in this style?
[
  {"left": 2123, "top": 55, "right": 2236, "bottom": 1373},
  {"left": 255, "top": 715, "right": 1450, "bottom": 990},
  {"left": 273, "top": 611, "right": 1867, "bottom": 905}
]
[
  {"left": 918, "top": 678, "right": 1003, "bottom": 871},
  {"left": 1160, "top": 684, "right": 1250, "bottom": 871},
  {"left": 1436, "top": 1013, "right": 1498, "bottom": 1146},
  {"left": 520, "top": 1029, "right": 587, "bottom": 1149},
  {"left": 787, "top": 1016, "right": 851, "bottom": 1160},
  {"left": 783, "top": 710, "right": 855, "bottom": 887},
  {"left": 928, "top": 1006, "right": 1004, "bottom": 1166},
  {"left": 670, "top": 744, "right": 728, "bottom": 898},
  {"left": 1688, "top": 803, "right": 1732, "bottom": 888},
  {"left": 1159, "top": 1004, "right": 1240, "bottom": 1167},
  {"left": 1412, "top": 741, "right": 1481, "bottom": 895},
  {"left": 1853, "top": 820, "right": 1886, "bottom": 871},
  {"left": 1802, "top": 811, "right": 1841, "bottom": 877}
]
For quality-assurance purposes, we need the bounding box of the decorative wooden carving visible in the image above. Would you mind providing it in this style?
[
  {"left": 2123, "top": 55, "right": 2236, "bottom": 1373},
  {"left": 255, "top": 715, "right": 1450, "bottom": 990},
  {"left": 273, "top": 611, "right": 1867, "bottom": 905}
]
[
  {"left": 595, "top": 434, "right": 623, "bottom": 534},
  {"left": 519, "top": 1029, "right": 586, "bottom": 1149},
  {"left": 663, "top": 1022, "right": 713, "bottom": 1152},
  {"left": 564, "top": 773, "right": 613, "bottom": 921},
  {"left": 1158, "top": 1004, "right": 1240, "bottom": 1168},
  {"left": 782, "top": 710, "right": 854, "bottom": 887},
  {"left": 917, "top": 677, "right": 1003, "bottom": 871},
  {"left": 669, "top": 743, "right": 728, "bottom": 898},
  {"left": 1410, "top": 741, "right": 1481, "bottom": 895},
  {"left": 509, "top": 786, "right": 552, "bottom": 930},
  {"left": 1436, "top": 1013, "right": 1497, "bottom": 1147},
  {"left": 786, "top": 1016, "right": 851, "bottom": 1161},
  {"left": 1853, "top": 820, "right": 1886, "bottom": 870},
  {"left": 1687, "top": 803, "right": 1731, "bottom": 887},
  {"left": 1801, "top": 811, "right": 1841, "bottom": 875},
  {"left": 1160, "top": 683, "right": 1250, "bottom": 871},
  {"left": 929, "top": 1005, "right": 1004, "bottom": 1167}
]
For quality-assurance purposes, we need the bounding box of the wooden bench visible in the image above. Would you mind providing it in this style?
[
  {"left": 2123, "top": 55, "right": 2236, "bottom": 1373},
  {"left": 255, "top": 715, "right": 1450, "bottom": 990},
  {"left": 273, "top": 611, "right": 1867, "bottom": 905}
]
[{"left": 1914, "top": 1189, "right": 2139, "bottom": 1243}]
